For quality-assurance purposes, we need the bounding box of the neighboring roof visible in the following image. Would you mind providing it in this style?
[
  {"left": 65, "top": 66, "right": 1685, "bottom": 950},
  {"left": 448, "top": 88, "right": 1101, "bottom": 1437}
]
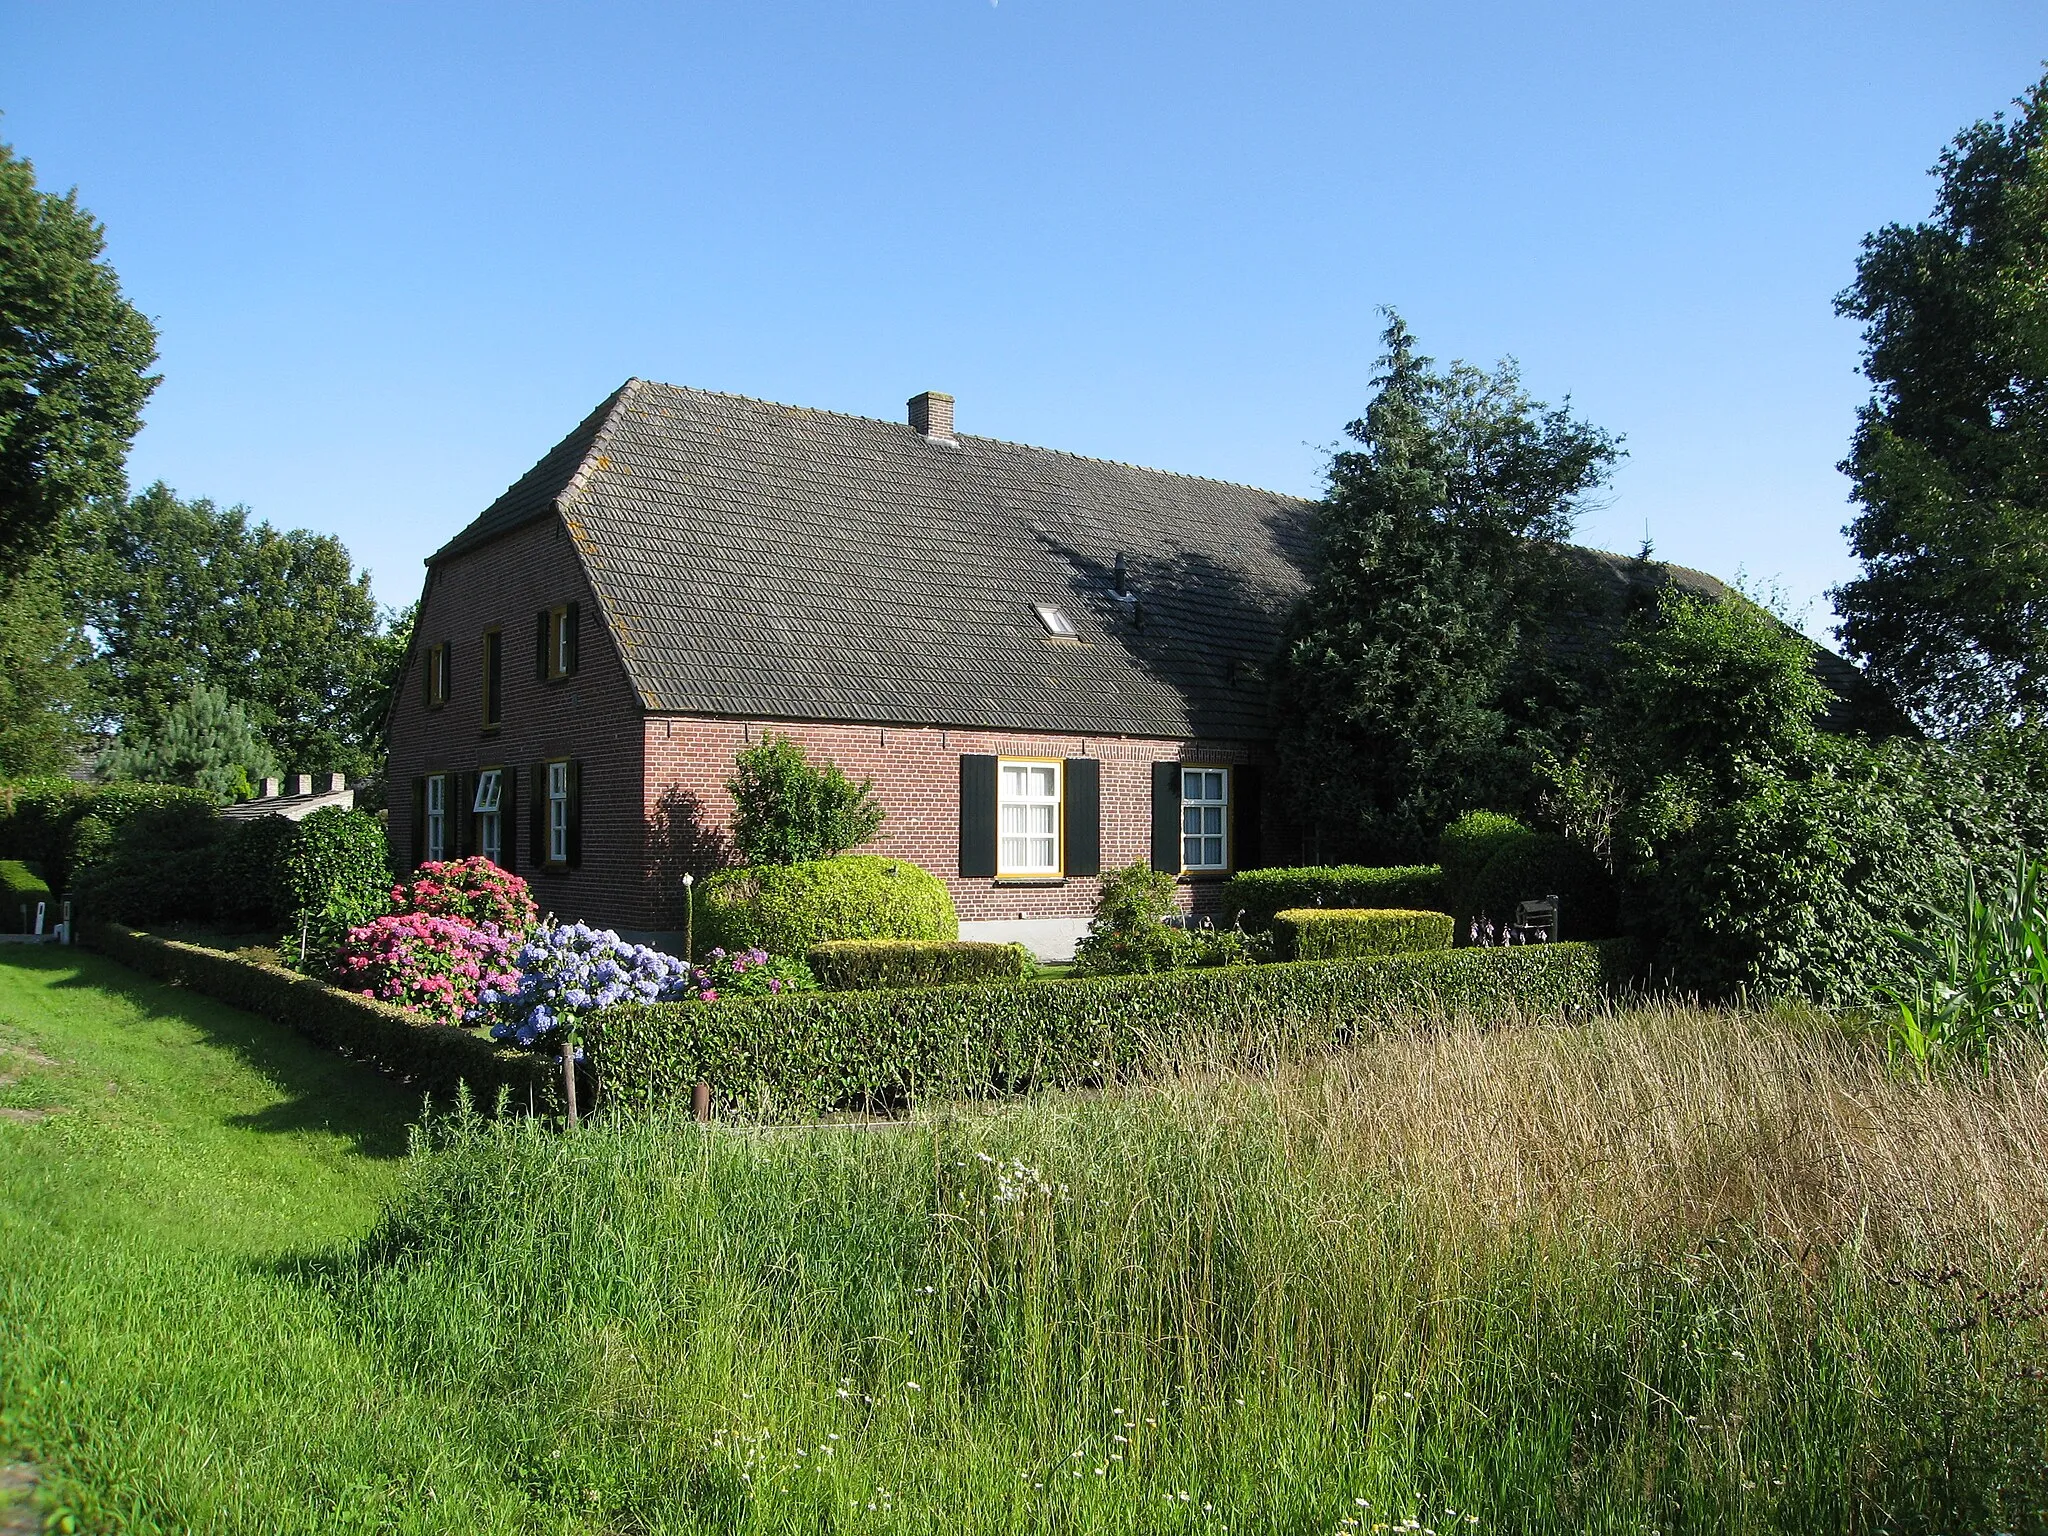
[
  {"left": 430, "top": 381, "right": 1874, "bottom": 739},
  {"left": 433, "top": 381, "right": 1316, "bottom": 738},
  {"left": 218, "top": 781, "right": 357, "bottom": 823}
]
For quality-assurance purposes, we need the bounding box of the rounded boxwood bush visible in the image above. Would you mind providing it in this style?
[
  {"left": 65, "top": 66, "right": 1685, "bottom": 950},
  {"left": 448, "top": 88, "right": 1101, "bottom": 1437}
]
[{"left": 699, "top": 855, "right": 957, "bottom": 957}]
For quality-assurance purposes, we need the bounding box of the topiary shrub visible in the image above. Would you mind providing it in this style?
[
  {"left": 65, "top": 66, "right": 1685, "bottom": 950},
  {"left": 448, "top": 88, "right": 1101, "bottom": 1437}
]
[
  {"left": 0, "top": 860, "right": 52, "bottom": 932},
  {"left": 212, "top": 815, "right": 301, "bottom": 927},
  {"left": 727, "top": 733, "right": 885, "bottom": 866},
  {"left": 1437, "top": 810, "right": 1615, "bottom": 940},
  {"left": 808, "top": 939, "right": 1034, "bottom": 991},
  {"left": 284, "top": 807, "right": 393, "bottom": 975},
  {"left": 1274, "top": 907, "right": 1455, "bottom": 961},
  {"left": 1222, "top": 864, "right": 1445, "bottom": 936},
  {"left": 699, "top": 855, "right": 957, "bottom": 956}
]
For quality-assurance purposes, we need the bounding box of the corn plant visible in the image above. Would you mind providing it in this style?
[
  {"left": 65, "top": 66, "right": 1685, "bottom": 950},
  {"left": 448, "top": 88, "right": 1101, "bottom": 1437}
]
[{"left": 1883, "top": 857, "right": 2048, "bottom": 1076}]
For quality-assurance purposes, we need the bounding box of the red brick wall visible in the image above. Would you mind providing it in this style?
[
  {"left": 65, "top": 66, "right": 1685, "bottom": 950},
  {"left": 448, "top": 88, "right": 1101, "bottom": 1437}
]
[
  {"left": 643, "top": 716, "right": 1271, "bottom": 930},
  {"left": 386, "top": 516, "right": 648, "bottom": 925}
]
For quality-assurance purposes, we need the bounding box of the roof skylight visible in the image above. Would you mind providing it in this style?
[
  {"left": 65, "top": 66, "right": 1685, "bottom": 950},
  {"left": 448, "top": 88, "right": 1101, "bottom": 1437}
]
[{"left": 1032, "top": 603, "right": 1080, "bottom": 637}]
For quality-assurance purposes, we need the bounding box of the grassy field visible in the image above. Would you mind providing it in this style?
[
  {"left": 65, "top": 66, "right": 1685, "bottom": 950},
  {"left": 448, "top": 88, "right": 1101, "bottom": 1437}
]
[{"left": 1, "top": 948, "right": 2044, "bottom": 1533}]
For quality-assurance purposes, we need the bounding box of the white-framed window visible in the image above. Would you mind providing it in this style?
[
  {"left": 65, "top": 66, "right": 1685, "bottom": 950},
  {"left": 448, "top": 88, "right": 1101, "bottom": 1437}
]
[
  {"left": 998, "top": 759, "right": 1062, "bottom": 876},
  {"left": 1181, "top": 767, "right": 1229, "bottom": 871},
  {"left": 425, "top": 773, "right": 447, "bottom": 863},
  {"left": 473, "top": 768, "right": 503, "bottom": 866},
  {"left": 547, "top": 760, "right": 570, "bottom": 865}
]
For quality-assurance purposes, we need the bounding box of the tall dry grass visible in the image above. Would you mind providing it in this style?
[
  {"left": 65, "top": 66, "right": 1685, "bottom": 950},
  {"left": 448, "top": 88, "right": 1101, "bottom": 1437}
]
[{"left": 342, "top": 1001, "right": 2048, "bottom": 1534}]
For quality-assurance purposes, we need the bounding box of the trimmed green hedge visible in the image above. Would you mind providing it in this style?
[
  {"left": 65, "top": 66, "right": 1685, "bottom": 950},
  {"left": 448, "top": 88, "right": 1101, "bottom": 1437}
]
[
  {"left": 808, "top": 939, "right": 1034, "bottom": 991},
  {"left": 700, "top": 855, "right": 957, "bottom": 955},
  {"left": 0, "top": 860, "right": 52, "bottom": 932},
  {"left": 82, "top": 922, "right": 560, "bottom": 1112},
  {"left": 0, "top": 779, "right": 220, "bottom": 896},
  {"left": 1275, "top": 907, "right": 1454, "bottom": 961},
  {"left": 1221, "top": 864, "right": 1445, "bottom": 935},
  {"left": 1437, "top": 810, "right": 1617, "bottom": 938},
  {"left": 594, "top": 940, "right": 1632, "bottom": 1121}
]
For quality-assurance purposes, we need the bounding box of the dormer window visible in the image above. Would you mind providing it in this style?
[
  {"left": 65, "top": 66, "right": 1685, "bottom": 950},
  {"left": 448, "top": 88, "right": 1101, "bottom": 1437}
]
[{"left": 1032, "top": 603, "right": 1079, "bottom": 638}]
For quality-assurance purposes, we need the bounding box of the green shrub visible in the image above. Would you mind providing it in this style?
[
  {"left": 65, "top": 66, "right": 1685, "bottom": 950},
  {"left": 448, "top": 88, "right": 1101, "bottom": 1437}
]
[
  {"left": 70, "top": 796, "right": 225, "bottom": 925},
  {"left": 808, "top": 938, "right": 1034, "bottom": 990},
  {"left": 212, "top": 816, "right": 301, "bottom": 927},
  {"left": 1221, "top": 864, "right": 1444, "bottom": 935},
  {"left": 1438, "top": 811, "right": 1535, "bottom": 915},
  {"left": 282, "top": 807, "right": 394, "bottom": 974},
  {"left": 727, "top": 732, "right": 885, "bottom": 866},
  {"left": 1275, "top": 907, "right": 1455, "bottom": 961},
  {"left": 594, "top": 941, "right": 1631, "bottom": 1120},
  {"left": 0, "top": 859, "right": 52, "bottom": 932},
  {"left": 0, "top": 778, "right": 218, "bottom": 894},
  {"left": 1437, "top": 811, "right": 1616, "bottom": 939},
  {"left": 699, "top": 855, "right": 956, "bottom": 956},
  {"left": 83, "top": 921, "right": 559, "bottom": 1110}
]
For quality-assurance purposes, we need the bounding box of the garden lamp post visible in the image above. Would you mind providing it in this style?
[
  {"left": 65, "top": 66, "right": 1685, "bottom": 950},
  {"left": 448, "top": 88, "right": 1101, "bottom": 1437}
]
[{"left": 681, "top": 871, "right": 695, "bottom": 963}]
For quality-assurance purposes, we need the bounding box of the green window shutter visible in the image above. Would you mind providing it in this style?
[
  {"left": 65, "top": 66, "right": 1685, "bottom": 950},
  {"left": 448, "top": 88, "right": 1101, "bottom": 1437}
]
[
  {"left": 564, "top": 601, "right": 580, "bottom": 676},
  {"left": 1150, "top": 761, "right": 1182, "bottom": 875},
  {"left": 565, "top": 760, "right": 583, "bottom": 868},
  {"left": 410, "top": 777, "right": 426, "bottom": 869},
  {"left": 442, "top": 640, "right": 453, "bottom": 706},
  {"left": 1231, "top": 764, "right": 1262, "bottom": 872},
  {"left": 958, "top": 755, "right": 997, "bottom": 878},
  {"left": 483, "top": 631, "right": 502, "bottom": 724},
  {"left": 450, "top": 773, "right": 469, "bottom": 859},
  {"left": 502, "top": 767, "right": 518, "bottom": 869},
  {"left": 529, "top": 761, "right": 548, "bottom": 868},
  {"left": 1063, "top": 758, "right": 1101, "bottom": 878},
  {"left": 536, "top": 611, "right": 551, "bottom": 682}
]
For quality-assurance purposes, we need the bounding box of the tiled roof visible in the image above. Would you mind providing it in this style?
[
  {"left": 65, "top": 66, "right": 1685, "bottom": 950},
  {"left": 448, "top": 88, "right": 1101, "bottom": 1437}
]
[
  {"left": 432, "top": 381, "right": 1317, "bottom": 739},
  {"left": 429, "top": 381, "right": 1865, "bottom": 739}
]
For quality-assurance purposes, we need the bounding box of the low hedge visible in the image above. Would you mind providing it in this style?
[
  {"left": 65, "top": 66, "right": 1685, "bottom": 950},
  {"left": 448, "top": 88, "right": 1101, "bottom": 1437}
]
[
  {"left": 700, "top": 855, "right": 957, "bottom": 955},
  {"left": 1, "top": 860, "right": 52, "bottom": 932},
  {"left": 1275, "top": 907, "right": 1454, "bottom": 961},
  {"left": 594, "top": 940, "right": 1632, "bottom": 1121},
  {"left": 1221, "top": 864, "right": 1445, "bottom": 935},
  {"left": 82, "top": 922, "right": 560, "bottom": 1112},
  {"left": 808, "top": 939, "right": 1034, "bottom": 990}
]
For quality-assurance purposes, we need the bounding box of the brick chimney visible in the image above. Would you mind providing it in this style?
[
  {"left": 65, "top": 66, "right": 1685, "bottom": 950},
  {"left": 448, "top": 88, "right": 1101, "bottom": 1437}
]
[
  {"left": 289, "top": 773, "right": 312, "bottom": 797},
  {"left": 908, "top": 391, "right": 955, "bottom": 443},
  {"left": 257, "top": 776, "right": 280, "bottom": 800}
]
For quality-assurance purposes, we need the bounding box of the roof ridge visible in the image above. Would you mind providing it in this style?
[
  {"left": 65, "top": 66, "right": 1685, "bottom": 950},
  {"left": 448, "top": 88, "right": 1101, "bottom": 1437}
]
[{"left": 629, "top": 378, "right": 1313, "bottom": 504}]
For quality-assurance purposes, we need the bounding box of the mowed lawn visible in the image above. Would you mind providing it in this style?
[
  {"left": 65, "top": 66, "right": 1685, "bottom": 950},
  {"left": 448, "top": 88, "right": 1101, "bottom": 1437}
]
[
  {"left": 3, "top": 947, "right": 2047, "bottom": 1534},
  {"left": 0, "top": 947, "right": 547, "bottom": 1534}
]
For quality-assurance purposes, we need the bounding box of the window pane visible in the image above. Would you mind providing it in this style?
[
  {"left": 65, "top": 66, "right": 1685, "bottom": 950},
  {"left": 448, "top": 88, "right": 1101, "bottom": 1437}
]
[
  {"left": 1202, "top": 807, "right": 1224, "bottom": 835},
  {"left": 1203, "top": 837, "right": 1224, "bottom": 865},
  {"left": 1029, "top": 838, "right": 1055, "bottom": 867},
  {"left": 1001, "top": 837, "right": 1028, "bottom": 867},
  {"left": 1028, "top": 805, "right": 1055, "bottom": 835},
  {"left": 1183, "top": 835, "right": 1201, "bottom": 866},
  {"left": 1183, "top": 808, "right": 1201, "bottom": 834},
  {"left": 1028, "top": 765, "right": 1056, "bottom": 797}
]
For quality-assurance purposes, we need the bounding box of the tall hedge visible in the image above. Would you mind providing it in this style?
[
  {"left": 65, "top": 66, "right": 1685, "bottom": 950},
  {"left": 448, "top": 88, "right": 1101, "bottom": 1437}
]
[
  {"left": 1437, "top": 811, "right": 1616, "bottom": 939},
  {"left": 1220, "top": 864, "right": 1444, "bottom": 936},
  {"left": 699, "top": 855, "right": 956, "bottom": 956},
  {"left": 0, "top": 778, "right": 218, "bottom": 896},
  {"left": 593, "top": 940, "right": 1631, "bottom": 1121}
]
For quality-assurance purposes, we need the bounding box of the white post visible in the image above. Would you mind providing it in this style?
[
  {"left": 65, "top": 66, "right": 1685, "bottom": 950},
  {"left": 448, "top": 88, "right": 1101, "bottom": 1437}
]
[{"left": 33, "top": 901, "right": 45, "bottom": 937}]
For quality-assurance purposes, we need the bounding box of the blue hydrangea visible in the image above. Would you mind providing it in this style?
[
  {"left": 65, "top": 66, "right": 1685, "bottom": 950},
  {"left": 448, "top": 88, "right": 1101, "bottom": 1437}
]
[{"left": 473, "top": 920, "right": 695, "bottom": 1047}]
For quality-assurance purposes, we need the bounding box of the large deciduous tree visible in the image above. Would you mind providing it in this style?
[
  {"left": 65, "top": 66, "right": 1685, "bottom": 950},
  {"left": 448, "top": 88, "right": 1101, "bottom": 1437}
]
[
  {"left": 1270, "top": 314, "right": 1621, "bottom": 858},
  {"left": 0, "top": 139, "right": 159, "bottom": 572},
  {"left": 82, "top": 484, "right": 393, "bottom": 778},
  {"left": 1833, "top": 69, "right": 2048, "bottom": 734}
]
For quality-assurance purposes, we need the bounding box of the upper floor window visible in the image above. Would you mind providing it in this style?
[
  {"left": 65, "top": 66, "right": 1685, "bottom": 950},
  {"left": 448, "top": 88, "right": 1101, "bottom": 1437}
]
[
  {"left": 1181, "top": 767, "right": 1228, "bottom": 871},
  {"left": 540, "top": 603, "right": 579, "bottom": 681},
  {"left": 424, "top": 642, "right": 450, "bottom": 709},
  {"left": 481, "top": 629, "right": 502, "bottom": 728},
  {"left": 998, "top": 759, "right": 1061, "bottom": 876}
]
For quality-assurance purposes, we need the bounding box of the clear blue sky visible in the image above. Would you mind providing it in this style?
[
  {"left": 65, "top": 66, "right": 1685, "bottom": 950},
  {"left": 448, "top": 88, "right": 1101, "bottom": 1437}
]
[{"left": 4, "top": 4, "right": 2042, "bottom": 642}]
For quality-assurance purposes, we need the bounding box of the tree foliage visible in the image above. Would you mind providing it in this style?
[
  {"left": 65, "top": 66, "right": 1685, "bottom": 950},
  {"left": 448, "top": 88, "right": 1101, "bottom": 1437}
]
[
  {"left": 0, "top": 138, "right": 158, "bottom": 571},
  {"left": 1833, "top": 69, "right": 2048, "bottom": 733},
  {"left": 101, "top": 679, "right": 280, "bottom": 802},
  {"left": 1271, "top": 314, "right": 1622, "bottom": 858},
  {"left": 0, "top": 559, "right": 94, "bottom": 777},
  {"left": 725, "top": 733, "right": 885, "bottom": 867},
  {"left": 79, "top": 483, "right": 393, "bottom": 776}
]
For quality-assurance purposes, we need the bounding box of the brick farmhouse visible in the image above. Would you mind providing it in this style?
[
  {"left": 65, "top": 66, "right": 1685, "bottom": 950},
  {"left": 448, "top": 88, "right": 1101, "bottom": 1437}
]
[{"left": 385, "top": 381, "right": 1760, "bottom": 957}]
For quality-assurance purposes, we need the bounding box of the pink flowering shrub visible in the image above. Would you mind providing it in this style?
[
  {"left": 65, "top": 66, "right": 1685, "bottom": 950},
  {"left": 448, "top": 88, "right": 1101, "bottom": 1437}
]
[
  {"left": 337, "top": 912, "right": 519, "bottom": 1025},
  {"left": 389, "top": 858, "right": 538, "bottom": 934}
]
